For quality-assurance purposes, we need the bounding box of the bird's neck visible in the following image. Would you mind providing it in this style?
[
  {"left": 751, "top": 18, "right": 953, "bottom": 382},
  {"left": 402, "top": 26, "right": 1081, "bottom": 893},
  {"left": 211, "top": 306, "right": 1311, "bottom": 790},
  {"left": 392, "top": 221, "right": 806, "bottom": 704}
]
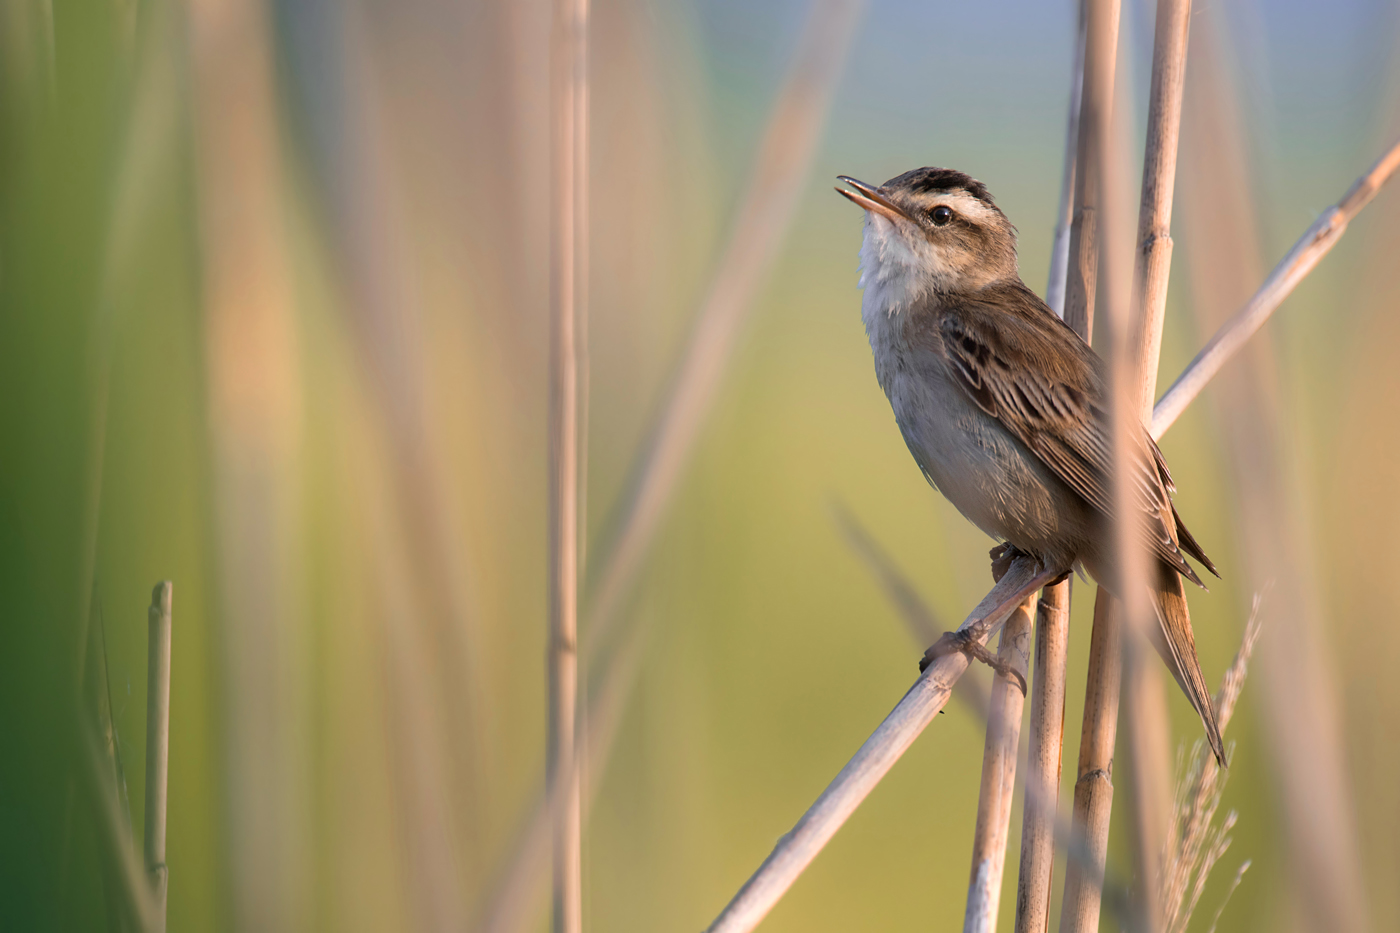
[{"left": 857, "top": 218, "right": 1014, "bottom": 329}]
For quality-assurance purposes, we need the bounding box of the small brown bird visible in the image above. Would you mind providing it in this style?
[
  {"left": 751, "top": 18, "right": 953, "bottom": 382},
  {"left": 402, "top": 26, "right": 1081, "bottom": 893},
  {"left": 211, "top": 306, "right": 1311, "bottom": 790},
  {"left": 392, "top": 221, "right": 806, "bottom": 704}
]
[{"left": 837, "top": 167, "right": 1225, "bottom": 766}]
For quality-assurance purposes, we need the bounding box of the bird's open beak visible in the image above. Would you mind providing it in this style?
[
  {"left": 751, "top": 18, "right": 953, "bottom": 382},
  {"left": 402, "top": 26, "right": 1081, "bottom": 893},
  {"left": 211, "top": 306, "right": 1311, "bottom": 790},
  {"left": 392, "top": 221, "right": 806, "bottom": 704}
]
[{"left": 835, "top": 176, "right": 908, "bottom": 223}]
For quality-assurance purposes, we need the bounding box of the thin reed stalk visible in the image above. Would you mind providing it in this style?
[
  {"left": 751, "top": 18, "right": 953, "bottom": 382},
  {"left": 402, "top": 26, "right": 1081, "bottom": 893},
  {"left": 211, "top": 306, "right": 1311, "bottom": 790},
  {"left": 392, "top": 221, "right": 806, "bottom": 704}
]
[
  {"left": 1117, "top": 637, "right": 1170, "bottom": 933},
  {"left": 1151, "top": 136, "right": 1400, "bottom": 439},
  {"left": 547, "top": 0, "right": 588, "bottom": 928},
  {"left": 1112, "top": 3, "right": 1195, "bottom": 928},
  {"left": 1060, "top": 0, "right": 1120, "bottom": 340},
  {"left": 1059, "top": 588, "right": 1122, "bottom": 933},
  {"left": 478, "top": 626, "right": 647, "bottom": 933},
  {"left": 1014, "top": 5, "right": 1086, "bottom": 926},
  {"left": 482, "top": 5, "right": 862, "bottom": 920},
  {"left": 144, "top": 583, "right": 173, "bottom": 933},
  {"left": 1056, "top": 2, "right": 1121, "bottom": 930},
  {"left": 583, "top": 0, "right": 865, "bottom": 654},
  {"left": 703, "top": 12, "right": 1398, "bottom": 933},
  {"left": 964, "top": 596, "right": 1035, "bottom": 933},
  {"left": 705, "top": 555, "right": 1063, "bottom": 933},
  {"left": 1014, "top": 579, "right": 1070, "bottom": 933},
  {"left": 1046, "top": 0, "right": 1088, "bottom": 318},
  {"left": 1128, "top": 0, "right": 1192, "bottom": 418},
  {"left": 835, "top": 510, "right": 1139, "bottom": 925}
]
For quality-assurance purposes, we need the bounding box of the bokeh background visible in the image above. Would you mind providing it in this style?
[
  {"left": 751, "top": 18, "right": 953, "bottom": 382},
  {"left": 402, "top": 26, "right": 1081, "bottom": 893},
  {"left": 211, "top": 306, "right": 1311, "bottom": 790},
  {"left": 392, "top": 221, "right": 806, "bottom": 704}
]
[{"left": 3, "top": 0, "right": 1399, "bottom": 930}]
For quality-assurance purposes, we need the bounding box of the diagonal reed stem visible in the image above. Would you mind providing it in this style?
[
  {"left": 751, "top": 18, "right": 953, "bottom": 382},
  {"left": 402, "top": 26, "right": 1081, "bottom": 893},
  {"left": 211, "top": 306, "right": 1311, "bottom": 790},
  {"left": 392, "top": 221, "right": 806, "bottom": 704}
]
[
  {"left": 705, "top": 555, "right": 1061, "bottom": 933},
  {"left": 583, "top": 0, "right": 866, "bottom": 655},
  {"left": 547, "top": 0, "right": 588, "bottom": 929},
  {"left": 1151, "top": 135, "right": 1400, "bottom": 440},
  {"left": 836, "top": 510, "right": 1141, "bottom": 926},
  {"left": 80, "top": 720, "right": 157, "bottom": 933},
  {"left": 703, "top": 33, "right": 1400, "bottom": 933}
]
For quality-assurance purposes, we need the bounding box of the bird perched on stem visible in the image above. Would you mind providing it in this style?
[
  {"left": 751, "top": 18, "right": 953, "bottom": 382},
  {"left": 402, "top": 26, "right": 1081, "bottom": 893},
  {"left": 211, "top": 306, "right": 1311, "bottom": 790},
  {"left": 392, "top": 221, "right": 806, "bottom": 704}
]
[{"left": 837, "top": 167, "right": 1225, "bottom": 766}]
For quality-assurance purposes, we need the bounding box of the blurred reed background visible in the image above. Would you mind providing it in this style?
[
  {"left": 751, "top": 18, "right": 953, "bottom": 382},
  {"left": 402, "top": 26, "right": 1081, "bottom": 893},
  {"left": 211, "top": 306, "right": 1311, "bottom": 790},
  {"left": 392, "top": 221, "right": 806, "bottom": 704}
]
[{"left": 2, "top": 0, "right": 1398, "bottom": 930}]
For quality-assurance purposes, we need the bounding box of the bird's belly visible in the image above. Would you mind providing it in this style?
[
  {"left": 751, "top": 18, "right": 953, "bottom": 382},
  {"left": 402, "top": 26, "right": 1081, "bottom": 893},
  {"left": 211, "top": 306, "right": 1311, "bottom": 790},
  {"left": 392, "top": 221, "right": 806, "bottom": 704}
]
[{"left": 889, "top": 370, "right": 1085, "bottom": 564}]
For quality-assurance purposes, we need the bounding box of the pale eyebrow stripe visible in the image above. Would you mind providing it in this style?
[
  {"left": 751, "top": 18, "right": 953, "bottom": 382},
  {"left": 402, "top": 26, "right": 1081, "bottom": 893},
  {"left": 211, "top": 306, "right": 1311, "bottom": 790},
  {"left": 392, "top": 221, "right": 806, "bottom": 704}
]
[{"left": 923, "top": 191, "right": 998, "bottom": 223}]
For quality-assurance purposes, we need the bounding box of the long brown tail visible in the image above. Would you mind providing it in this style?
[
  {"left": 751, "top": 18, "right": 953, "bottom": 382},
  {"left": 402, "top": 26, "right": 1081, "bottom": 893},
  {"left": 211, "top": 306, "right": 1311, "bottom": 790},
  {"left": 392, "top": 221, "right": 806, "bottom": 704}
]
[{"left": 1147, "top": 567, "right": 1227, "bottom": 767}]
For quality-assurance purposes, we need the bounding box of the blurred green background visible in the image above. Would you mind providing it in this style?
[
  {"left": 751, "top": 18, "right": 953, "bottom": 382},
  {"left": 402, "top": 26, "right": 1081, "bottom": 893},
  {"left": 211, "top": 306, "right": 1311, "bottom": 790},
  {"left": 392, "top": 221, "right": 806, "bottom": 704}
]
[{"left": 2, "top": 0, "right": 1398, "bottom": 930}]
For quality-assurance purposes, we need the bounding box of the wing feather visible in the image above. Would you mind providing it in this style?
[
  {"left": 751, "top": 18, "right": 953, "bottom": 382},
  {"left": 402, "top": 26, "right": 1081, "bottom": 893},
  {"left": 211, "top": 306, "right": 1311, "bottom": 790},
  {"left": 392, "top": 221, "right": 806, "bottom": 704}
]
[{"left": 935, "top": 289, "right": 1211, "bottom": 586}]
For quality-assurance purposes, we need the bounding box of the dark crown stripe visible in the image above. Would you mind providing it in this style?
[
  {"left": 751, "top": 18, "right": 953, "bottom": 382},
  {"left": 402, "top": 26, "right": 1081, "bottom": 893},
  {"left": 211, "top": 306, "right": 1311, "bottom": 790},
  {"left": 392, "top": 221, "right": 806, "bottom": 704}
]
[{"left": 882, "top": 167, "right": 997, "bottom": 208}]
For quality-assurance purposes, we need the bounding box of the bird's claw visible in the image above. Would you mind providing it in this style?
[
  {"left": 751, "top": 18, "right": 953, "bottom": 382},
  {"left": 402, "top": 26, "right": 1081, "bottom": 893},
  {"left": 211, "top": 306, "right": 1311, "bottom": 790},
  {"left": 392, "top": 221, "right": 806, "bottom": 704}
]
[{"left": 920, "top": 629, "right": 1028, "bottom": 696}]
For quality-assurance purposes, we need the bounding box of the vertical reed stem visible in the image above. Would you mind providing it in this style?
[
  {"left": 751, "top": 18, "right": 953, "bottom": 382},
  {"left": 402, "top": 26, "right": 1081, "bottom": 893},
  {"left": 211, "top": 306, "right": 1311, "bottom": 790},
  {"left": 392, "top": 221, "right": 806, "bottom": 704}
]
[
  {"left": 1061, "top": 0, "right": 1120, "bottom": 341},
  {"left": 548, "top": 0, "right": 588, "bottom": 929},
  {"left": 1014, "top": 580, "right": 1071, "bottom": 933},
  {"left": 1129, "top": 0, "right": 1192, "bottom": 415},
  {"left": 1014, "top": 5, "right": 1086, "bottom": 926},
  {"left": 964, "top": 597, "right": 1035, "bottom": 933},
  {"left": 1117, "top": 3, "right": 1193, "bottom": 927},
  {"left": 1057, "top": 2, "right": 1121, "bottom": 930},
  {"left": 1046, "top": 0, "right": 1088, "bottom": 318},
  {"left": 1060, "top": 589, "right": 1123, "bottom": 932},
  {"left": 144, "top": 582, "right": 172, "bottom": 933}
]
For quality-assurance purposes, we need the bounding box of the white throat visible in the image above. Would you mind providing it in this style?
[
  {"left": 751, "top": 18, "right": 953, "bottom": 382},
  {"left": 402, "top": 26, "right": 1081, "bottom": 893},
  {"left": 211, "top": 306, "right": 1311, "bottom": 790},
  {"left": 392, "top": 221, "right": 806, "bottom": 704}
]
[{"left": 857, "top": 213, "right": 945, "bottom": 331}]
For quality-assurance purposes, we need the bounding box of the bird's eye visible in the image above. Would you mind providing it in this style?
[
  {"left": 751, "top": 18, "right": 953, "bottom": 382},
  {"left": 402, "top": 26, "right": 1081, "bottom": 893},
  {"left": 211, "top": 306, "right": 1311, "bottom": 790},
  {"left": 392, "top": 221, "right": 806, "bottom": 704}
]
[{"left": 930, "top": 205, "right": 954, "bottom": 226}]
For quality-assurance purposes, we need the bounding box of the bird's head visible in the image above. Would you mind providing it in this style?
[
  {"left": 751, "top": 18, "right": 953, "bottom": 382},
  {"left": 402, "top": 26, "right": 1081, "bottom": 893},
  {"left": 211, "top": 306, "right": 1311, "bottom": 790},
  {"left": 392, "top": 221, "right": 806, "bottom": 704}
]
[{"left": 837, "top": 168, "right": 1018, "bottom": 309}]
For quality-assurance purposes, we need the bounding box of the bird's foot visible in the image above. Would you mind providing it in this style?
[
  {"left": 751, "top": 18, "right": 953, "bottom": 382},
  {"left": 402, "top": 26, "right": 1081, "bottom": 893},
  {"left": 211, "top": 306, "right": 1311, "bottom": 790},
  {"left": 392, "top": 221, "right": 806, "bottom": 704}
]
[
  {"left": 988, "top": 543, "right": 1025, "bottom": 583},
  {"left": 920, "top": 629, "right": 1028, "bottom": 696},
  {"left": 989, "top": 543, "right": 1071, "bottom": 587}
]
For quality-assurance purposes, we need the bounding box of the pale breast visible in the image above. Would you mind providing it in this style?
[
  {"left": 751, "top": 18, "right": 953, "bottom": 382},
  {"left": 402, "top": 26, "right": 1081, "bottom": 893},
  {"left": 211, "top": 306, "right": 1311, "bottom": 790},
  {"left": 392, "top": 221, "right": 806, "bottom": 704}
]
[{"left": 867, "top": 307, "right": 1090, "bottom": 567}]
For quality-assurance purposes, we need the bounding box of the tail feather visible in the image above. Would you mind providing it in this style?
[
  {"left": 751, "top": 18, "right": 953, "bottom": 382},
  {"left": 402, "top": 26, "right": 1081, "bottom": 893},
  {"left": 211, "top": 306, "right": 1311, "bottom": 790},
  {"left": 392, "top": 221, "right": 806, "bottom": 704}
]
[
  {"left": 1171, "top": 503, "right": 1219, "bottom": 580},
  {"left": 1147, "top": 567, "right": 1227, "bottom": 767}
]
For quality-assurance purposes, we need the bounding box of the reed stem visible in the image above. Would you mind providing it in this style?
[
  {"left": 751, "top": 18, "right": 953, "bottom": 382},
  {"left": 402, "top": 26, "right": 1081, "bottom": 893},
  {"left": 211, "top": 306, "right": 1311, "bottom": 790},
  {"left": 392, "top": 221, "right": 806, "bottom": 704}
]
[
  {"left": 144, "top": 583, "right": 172, "bottom": 933},
  {"left": 1012, "top": 4, "right": 1086, "bottom": 926},
  {"left": 1061, "top": 0, "right": 1120, "bottom": 341},
  {"left": 1151, "top": 135, "right": 1400, "bottom": 439},
  {"left": 1059, "top": 588, "right": 1123, "bottom": 932},
  {"left": 547, "top": 0, "right": 588, "bottom": 928},
  {"left": 493, "top": 12, "right": 862, "bottom": 924},
  {"left": 1046, "top": 0, "right": 1088, "bottom": 318},
  {"left": 705, "top": 556, "right": 1061, "bottom": 933},
  {"left": 1013, "top": 580, "right": 1071, "bottom": 933},
  {"left": 964, "top": 596, "right": 1035, "bottom": 933},
  {"left": 583, "top": 0, "right": 865, "bottom": 655},
  {"left": 1115, "top": 2, "right": 1195, "bottom": 928},
  {"left": 702, "top": 15, "right": 1400, "bottom": 933},
  {"left": 1056, "top": 1, "right": 1121, "bottom": 930}
]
